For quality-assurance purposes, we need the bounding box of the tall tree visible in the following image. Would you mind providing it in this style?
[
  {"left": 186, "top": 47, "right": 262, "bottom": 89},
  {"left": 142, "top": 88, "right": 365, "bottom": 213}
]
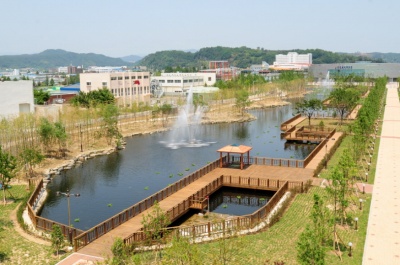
[{"left": 295, "top": 99, "right": 323, "bottom": 126}]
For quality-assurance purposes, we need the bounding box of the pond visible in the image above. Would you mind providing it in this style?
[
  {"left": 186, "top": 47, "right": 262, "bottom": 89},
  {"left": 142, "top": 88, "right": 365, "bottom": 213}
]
[{"left": 40, "top": 102, "right": 316, "bottom": 230}]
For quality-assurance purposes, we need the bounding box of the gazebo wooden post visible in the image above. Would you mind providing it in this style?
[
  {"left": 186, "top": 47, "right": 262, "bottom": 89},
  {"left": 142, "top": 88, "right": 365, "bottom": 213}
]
[
  {"left": 240, "top": 154, "right": 243, "bottom": 170},
  {"left": 219, "top": 152, "right": 223, "bottom": 168},
  {"left": 247, "top": 151, "right": 250, "bottom": 166}
]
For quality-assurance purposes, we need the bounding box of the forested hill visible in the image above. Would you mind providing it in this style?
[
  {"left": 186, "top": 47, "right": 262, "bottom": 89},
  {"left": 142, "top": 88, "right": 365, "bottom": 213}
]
[
  {"left": 137, "top": 46, "right": 385, "bottom": 70},
  {"left": 0, "top": 49, "right": 133, "bottom": 69}
]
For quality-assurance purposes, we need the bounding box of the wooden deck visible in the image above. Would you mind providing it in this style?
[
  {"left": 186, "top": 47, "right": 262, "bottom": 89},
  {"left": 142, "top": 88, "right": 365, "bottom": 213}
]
[{"left": 77, "top": 165, "right": 313, "bottom": 258}]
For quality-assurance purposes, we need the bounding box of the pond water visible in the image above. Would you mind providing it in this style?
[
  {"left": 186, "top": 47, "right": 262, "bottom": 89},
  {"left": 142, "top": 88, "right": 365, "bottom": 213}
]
[
  {"left": 40, "top": 102, "right": 317, "bottom": 230},
  {"left": 208, "top": 187, "right": 274, "bottom": 216}
]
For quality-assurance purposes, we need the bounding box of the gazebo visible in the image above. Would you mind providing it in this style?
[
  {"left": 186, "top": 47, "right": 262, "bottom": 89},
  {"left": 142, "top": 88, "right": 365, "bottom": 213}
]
[{"left": 217, "top": 144, "right": 253, "bottom": 170}]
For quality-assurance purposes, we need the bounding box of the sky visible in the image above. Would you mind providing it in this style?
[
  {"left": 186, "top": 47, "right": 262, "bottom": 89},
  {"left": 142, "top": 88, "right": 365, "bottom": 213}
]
[{"left": 1, "top": 0, "right": 399, "bottom": 58}]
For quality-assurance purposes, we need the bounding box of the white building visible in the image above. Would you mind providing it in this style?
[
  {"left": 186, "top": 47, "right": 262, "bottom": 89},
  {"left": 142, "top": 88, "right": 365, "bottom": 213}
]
[
  {"left": 272, "top": 52, "right": 312, "bottom": 70},
  {"left": 57, "top": 67, "right": 68, "bottom": 73},
  {"left": 0, "top": 81, "right": 34, "bottom": 117},
  {"left": 80, "top": 71, "right": 151, "bottom": 106},
  {"left": 151, "top": 72, "right": 216, "bottom": 95}
]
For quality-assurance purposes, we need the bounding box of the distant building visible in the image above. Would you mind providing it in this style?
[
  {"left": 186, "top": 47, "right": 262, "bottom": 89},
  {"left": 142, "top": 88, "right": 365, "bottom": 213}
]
[
  {"left": 272, "top": 52, "right": 312, "bottom": 70},
  {"left": 250, "top": 61, "right": 270, "bottom": 74},
  {"left": 58, "top": 67, "right": 68, "bottom": 73},
  {"left": 209, "top": 61, "right": 230, "bottom": 69},
  {"left": 151, "top": 72, "right": 216, "bottom": 95},
  {"left": 0, "top": 80, "right": 34, "bottom": 117},
  {"left": 68, "top": 66, "right": 83, "bottom": 75},
  {"left": 80, "top": 72, "right": 151, "bottom": 106}
]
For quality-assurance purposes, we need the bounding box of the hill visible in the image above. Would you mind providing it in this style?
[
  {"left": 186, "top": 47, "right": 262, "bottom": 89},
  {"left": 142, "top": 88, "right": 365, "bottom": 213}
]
[
  {"left": 354, "top": 52, "right": 400, "bottom": 63},
  {"left": 0, "top": 49, "right": 132, "bottom": 69},
  {"left": 137, "top": 46, "right": 385, "bottom": 70},
  {"left": 120, "top": 55, "right": 143, "bottom": 63}
]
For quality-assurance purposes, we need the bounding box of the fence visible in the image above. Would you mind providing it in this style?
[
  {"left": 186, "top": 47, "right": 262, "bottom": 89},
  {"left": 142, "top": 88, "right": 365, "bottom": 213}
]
[
  {"left": 73, "top": 158, "right": 222, "bottom": 251},
  {"left": 123, "top": 179, "right": 297, "bottom": 246},
  {"left": 229, "top": 155, "right": 304, "bottom": 168},
  {"left": 27, "top": 179, "right": 84, "bottom": 241}
]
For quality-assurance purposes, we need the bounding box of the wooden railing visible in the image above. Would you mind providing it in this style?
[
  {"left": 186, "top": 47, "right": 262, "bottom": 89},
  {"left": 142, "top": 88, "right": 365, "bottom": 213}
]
[
  {"left": 27, "top": 179, "right": 84, "bottom": 241},
  {"left": 230, "top": 155, "right": 304, "bottom": 168},
  {"left": 73, "top": 158, "right": 222, "bottom": 251},
  {"left": 280, "top": 125, "right": 297, "bottom": 139},
  {"left": 280, "top": 114, "right": 302, "bottom": 131},
  {"left": 124, "top": 180, "right": 295, "bottom": 246}
]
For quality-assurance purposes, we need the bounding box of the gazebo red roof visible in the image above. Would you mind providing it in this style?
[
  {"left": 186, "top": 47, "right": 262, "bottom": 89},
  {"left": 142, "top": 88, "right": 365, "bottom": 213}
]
[{"left": 217, "top": 144, "right": 253, "bottom": 154}]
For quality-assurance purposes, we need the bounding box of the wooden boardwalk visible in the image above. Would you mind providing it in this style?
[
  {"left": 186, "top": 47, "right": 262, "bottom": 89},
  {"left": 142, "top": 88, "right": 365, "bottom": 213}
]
[{"left": 77, "top": 165, "right": 314, "bottom": 258}]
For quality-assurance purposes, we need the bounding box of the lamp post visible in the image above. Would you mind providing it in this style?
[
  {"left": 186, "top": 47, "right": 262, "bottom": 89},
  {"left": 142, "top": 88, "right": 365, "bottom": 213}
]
[
  {"left": 365, "top": 172, "right": 368, "bottom": 182},
  {"left": 359, "top": 199, "right": 363, "bottom": 210},
  {"left": 354, "top": 217, "right": 358, "bottom": 230},
  {"left": 79, "top": 124, "right": 83, "bottom": 152},
  {"left": 56, "top": 190, "right": 81, "bottom": 227},
  {"left": 362, "top": 184, "right": 365, "bottom": 194},
  {"left": 56, "top": 189, "right": 80, "bottom": 245},
  {"left": 348, "top": 242, "right": 353, "bottom": 257}
]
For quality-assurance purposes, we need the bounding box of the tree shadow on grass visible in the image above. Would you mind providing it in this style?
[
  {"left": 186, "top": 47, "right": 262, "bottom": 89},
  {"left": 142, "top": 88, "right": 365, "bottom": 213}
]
[{"left": 0, "top": 252, "right": 9, "bottom": 262}]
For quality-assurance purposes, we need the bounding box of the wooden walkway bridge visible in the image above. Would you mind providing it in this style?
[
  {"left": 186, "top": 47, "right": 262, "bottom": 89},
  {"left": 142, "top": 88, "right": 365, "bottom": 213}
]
[{"left": 75, "top": 163, "right": 313, "bottom": 257}]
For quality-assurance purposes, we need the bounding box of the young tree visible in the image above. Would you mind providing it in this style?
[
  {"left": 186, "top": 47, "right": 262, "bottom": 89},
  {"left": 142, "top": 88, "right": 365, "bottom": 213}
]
[
  {"left": 38, "top": 118, "right": 54, "bottom": 153},
  {"left": 100, "top": 104, "right": 121, "bottom": 145},
  {"left": 329, "top": 87, "right": 359, "bottom": 124},
  {"left": 141, "top": 201, "right": 170, "bottom": 261},
  {"left": 235, "top": 89, "right": 251, "bottom": 116},
  {"left": 51, "top": 224, "right": 65, "bottom": 256},
  {"left": 161, "top": 236, "right": 201, "bottom": 265},
  {"left": 295, "top": 99, "right": 323, "bottom": 126},
  {"left": 0, "top": 147, "right": 17, "bottom": 205},
  {"left": 297, "top": 226, "right": 326, "bottom": 265},
  {"left": 19, "top": 147, "right": 45, "bottom": 178},
  {"left": 54, "top": 121, "right": 67, "bottom": 157}
]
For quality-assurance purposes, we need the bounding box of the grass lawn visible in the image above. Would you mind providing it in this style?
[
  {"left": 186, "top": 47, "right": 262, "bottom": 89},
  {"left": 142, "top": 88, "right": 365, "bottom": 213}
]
[{"left": 0, "top": 185, "right": 65, "bottom": 265}]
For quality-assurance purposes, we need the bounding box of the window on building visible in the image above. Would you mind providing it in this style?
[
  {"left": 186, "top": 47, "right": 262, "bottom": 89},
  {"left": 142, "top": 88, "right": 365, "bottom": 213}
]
[
  {"left": 159, "top": 80, "right": 165, "bottom": 83},
  {"left": 118, "top": 77, "right": 123, "bottom": 80},
  {"left": 111, "top": 77, "right": 117, "bottom": 80},
  {"left": 144, "top": 76, "right": 149, "bottom": 79},
  {"left": 208, "top": 77, "right": 212, "bottom": 81},
  {"left": 86, "top": 82, "right": 91, "bottom": 85},
  {"left": 183, "top": 80, "right": 188, "bottom": 83},
  {"left": 174, "top": 80, "right": 181, "bottom": 83},
  {"left": 189, "top": 79, "right": 193, "bottom": 82},
  {"left": 102, "top": 82, "right": 107, "bottom": 87},
  {"left": 167, "top": 80, "right": 173, "bottom": 83},
  {"left": 137, "top": 76, "right": 142, "bottom": 79},
  {"left": 125, "top": 76, "right": 129, "bottom": 80},
  {"left": 131, "top": 76, "right": 136, "bottom": 79}
]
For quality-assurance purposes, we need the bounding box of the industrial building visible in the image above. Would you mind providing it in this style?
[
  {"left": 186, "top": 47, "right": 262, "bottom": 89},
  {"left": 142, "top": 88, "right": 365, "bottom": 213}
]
[
  {"left": 151, "top": 72, "right": 216, "bottom": 95},
  {"left": 309, "top": 63, "right": 400, "bottom": 82},
  {"left": 0, "top": 80, "right": 34, "bottom": 117},
  {"left": 80, "top": 71, "right": 151, "bottom": 106}
]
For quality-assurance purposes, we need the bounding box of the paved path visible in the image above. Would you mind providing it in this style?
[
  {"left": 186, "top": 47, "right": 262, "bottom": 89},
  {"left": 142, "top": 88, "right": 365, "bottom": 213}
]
[{"left": 363, "top": 82, "right": 400, "bottom": 264}]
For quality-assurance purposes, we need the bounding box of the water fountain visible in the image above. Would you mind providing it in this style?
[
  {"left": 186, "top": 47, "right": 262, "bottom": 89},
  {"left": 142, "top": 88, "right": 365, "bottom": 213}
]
[{"left": 160, "top": 87, "right": 216, "bottom": 149}]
